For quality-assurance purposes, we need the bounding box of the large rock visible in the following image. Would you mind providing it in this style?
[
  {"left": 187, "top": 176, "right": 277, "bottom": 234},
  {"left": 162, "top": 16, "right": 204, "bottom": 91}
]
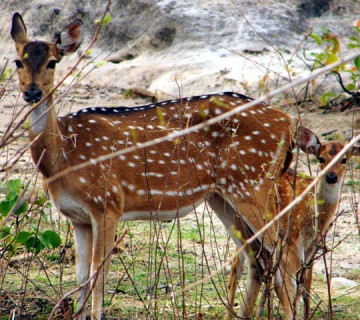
[
  {"left": 1, "top": 0, "right": 359, "bottom": 97},
  {"left": 331, "top": 277, "right": 357, "bottom": 289}
]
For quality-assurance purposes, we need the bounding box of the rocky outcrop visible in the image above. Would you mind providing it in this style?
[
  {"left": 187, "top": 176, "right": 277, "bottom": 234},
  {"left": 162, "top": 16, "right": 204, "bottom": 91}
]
[{"left": 1, "top": 0, "right": 359, "bottom": 98}]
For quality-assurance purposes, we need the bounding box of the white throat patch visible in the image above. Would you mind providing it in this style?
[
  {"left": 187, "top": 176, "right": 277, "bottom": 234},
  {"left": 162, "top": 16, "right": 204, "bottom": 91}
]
[{"left": 28, "top": 101, "right": 47, "bottom": 136}]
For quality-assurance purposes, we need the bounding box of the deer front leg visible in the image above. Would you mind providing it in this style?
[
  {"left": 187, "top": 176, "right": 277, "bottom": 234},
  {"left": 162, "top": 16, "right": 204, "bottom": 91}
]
[
  {"left": 90, "top": 215, "right": 119, "bottom": 320},
  {"left": 274, "top": 250, "right": 301, "bottom": 320},
  {"left": 225, "top": 253, "right": 246, "bottom": 320},
  {"left": 72, "top": 223, "right": 92, "bottom": 320},
  {"left": 274, "top": 266, "right": 295, "bottom": 320}
]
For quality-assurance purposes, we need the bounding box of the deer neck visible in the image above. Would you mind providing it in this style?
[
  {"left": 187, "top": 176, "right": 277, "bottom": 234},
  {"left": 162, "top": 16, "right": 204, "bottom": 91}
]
[
  {"left": 315, "top": 179, "right": 341, "bottom": 233},
  {"left": 318, "top": 179, "right": 341, "bottom": 206},
  {"left": 28, "top": 96, "right": 64, "bottom": 178}
]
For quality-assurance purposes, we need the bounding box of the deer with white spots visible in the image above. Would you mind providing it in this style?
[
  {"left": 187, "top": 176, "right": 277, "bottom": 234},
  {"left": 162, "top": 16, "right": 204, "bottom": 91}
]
[
  {"left": 226, "top": 126, "right": 359, "bottom": 320},
  {"left": 11, "top": 13, "right": 294, "bottom": 319}
]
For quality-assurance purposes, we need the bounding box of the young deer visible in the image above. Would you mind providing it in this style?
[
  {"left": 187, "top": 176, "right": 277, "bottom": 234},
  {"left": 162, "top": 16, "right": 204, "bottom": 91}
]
[
  {"left": 226, "top": 126, "right": 358, "bottom": 320},
  {"left": 11, "top": 13, "right": 293, "bottom": 319}
]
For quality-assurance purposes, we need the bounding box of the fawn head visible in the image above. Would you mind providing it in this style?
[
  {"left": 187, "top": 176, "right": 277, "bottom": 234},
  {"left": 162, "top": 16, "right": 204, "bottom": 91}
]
[
  {"left": 297, "top": 126, "right": 359, "bottom": 185},
  {"left": 11, "top": 12, "right": 83, "bottom": 103}
]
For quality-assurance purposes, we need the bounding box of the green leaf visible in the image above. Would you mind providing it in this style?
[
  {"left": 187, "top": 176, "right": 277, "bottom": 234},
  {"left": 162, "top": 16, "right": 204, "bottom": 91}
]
[
  {"left": 0, "top": 198, "right": 17, "bottom": 216},
  {"left": 319, "top": 91, "right": 335, "bottom": 106},
  {"left": 325, "top": 53, "right": 338, "bottom": 65},
  {"left": 346, "top": 83, "right": 355, "bottom": 91},
  {"left": 309, "top": 32, "right": 322, "bottom": 46},
  {"left": 6, "top": 191, "right": 18, "bottom": 201},
  {"left": 0, "top": 70, "right": 7, "bottom": 82},
  {"left": 36, "top": 195, "right": 46, "bottom": 206},
  {"left": 102, "top": 13, "right": 111, "bottom": 26},
  {"left": 39, "top": 230, "right": 61, "bottom": 249},
  {"left": 7, "top": 179, "right": 22, "bottom": 194},
  {"left": 1, "top": 226, "right": 11, "bottom": 238},
  {"left": 15, "top": 201, "right": 27, "bottom": 215},
  {"left": 320, "top": 27, "right": 330, "bottom": 34},
  {"left": 17, "top": 231, "right": 33, "bottom": 244},
  {"left": 354, "top": 57, "right": 360, "bottom": 71},
  {"left": 348, "top": 43, "right": 360, "bottom": 49},
  {"left": 24, "top": 236, "right": 44, "bottom": 254}
]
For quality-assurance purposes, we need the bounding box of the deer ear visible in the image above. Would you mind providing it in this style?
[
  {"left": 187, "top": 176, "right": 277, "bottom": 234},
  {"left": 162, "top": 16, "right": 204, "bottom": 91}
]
[
  {"left": 297, "top": 126, "right": 321, "bottom": 155},
  {"left": 55, "top": 19, "right": 83, "bottom": 56},
  {"left": 11, "top": 12, "right": 28, "bottom": 44}
]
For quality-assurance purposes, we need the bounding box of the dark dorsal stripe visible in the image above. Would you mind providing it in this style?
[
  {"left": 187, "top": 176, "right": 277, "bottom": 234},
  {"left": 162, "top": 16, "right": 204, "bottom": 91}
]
[{"left": 67, "top": 92, "right": 253, "bottom": 118}]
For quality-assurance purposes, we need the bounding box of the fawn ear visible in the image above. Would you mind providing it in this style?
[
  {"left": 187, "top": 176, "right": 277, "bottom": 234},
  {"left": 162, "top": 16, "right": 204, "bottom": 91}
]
[
  {"left": 54, "top": 19, "right": 83, "bottom": 56},
  {"left": 11, "top": 12, "right": 29, "bottom": 44},
  {"left": 297, "top": 126, "right": 321, "bottom": 155}
]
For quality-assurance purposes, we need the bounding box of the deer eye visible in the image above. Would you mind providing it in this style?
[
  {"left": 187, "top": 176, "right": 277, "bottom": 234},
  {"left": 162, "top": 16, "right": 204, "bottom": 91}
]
[
  {"left": 317, "top": 157, "right": 325, "bottom": 164},
  {"left": 341, "top": 158, "right": 347, "bottom": 164},
  {"left": 14, "top": 60, "right": 23, "bottom": 69},
  {"left": 46, "top": 60, "right": 57, "bottom": 69}
]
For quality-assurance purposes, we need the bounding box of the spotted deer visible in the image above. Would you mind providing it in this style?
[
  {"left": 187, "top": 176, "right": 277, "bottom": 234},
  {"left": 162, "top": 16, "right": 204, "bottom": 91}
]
[
  {"left": 11, "top": 12, "right": 293, "bottom": 319},
  {"left": 226, "top": 126, "right": 359, "bottom": 320}
]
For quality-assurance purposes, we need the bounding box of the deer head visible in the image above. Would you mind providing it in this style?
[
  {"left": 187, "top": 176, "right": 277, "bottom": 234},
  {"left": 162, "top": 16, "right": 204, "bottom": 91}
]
[{"left": 11, "top": 12, "right": 83, "bottom": 103}]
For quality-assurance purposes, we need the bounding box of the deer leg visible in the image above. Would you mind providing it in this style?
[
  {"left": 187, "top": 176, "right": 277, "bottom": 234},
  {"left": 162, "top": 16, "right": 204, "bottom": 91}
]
[
  {"left": 225, "top": 253, "right": 246, "bottom": 320},
  {"left": 274, "top": 267, "right": 294, "bottom": 320},
  {"left": 274, "top": 257, "right": 302, "bottom": 320},
  {"left": 72, "top": 223, "right": 92, "bottom": 319},
  {"left": 302, "top": 266, "right": 313, "bottom": 319},
  {"left": 207, "top": 193, "right": 262, "bottom": 319},
  {"left": 238, "top": 254, "right": 263, "bottom": 319},
  {"left": 90, "top": 215, "right": 119, "bottom": 320}
]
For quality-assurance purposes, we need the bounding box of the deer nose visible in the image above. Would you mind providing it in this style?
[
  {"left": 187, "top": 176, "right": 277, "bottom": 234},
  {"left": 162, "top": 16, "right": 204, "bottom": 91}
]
[
  {"left": 326, "top": 171, "right": 338, "bottom": 184},
  {"left": 24, "top": 87, "right": 42, "bottom": 103}
]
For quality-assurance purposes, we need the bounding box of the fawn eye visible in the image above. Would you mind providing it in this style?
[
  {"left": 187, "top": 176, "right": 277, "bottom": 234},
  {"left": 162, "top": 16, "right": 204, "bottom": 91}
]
[
  {"left": 317, "top": 157, "right": 325, "bottom": 164},
  {"left": 14, "top": 60, "right": 23, "bottom": 68},
  {"left": 341, "top": 158, "right": 347, "bottom": 164},
  {"left": 46, "top": 60, "right": 57, "bottom": 69}
]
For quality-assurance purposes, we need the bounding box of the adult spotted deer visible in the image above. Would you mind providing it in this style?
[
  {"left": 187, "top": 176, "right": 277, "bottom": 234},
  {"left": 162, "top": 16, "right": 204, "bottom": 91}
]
[
  {"left": 11, "top": 12, "right": 293, "bottom": 319},
  {"left": 226, "top": 126, "right": 358, "bottom": 320}
]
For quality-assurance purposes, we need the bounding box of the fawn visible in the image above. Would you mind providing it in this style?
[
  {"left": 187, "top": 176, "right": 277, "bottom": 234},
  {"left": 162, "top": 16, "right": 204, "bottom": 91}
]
[
  {"left": 11, "top": 12, "right": 293, "bottom": 319},
  {"left": 226, "top": 126, "right": 358, "bottom": 319}
]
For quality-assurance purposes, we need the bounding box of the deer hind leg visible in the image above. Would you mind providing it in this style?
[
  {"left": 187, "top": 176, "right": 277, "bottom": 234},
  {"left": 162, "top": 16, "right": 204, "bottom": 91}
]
[
  {"left": 72, "top": 223, "right": 92, "bottom": 319},
  {"left": 207, "top": 193, "right": 262, "bottom": 319},
  {"left": 225, "top": 253, "right": 246, "bottom": 320},
  {"left": 90, "top": 214, "right": 120, "bottom": 320}
]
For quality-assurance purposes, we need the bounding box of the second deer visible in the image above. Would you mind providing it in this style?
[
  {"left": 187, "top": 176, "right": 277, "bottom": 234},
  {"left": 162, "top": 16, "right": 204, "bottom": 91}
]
[{"left": 226, "top": 126, "right": 359, "bottom": 320}]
